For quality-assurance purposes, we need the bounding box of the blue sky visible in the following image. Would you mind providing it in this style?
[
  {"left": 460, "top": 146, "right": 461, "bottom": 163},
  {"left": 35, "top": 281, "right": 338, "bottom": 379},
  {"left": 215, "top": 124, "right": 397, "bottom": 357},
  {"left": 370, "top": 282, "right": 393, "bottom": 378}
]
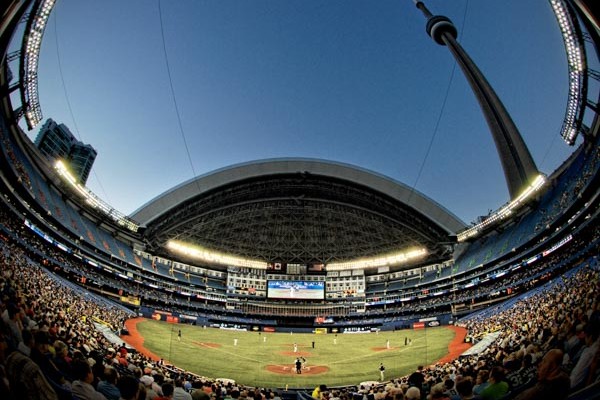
[{"left": 24, "top": 0, "right": 578, "bottom": 225}]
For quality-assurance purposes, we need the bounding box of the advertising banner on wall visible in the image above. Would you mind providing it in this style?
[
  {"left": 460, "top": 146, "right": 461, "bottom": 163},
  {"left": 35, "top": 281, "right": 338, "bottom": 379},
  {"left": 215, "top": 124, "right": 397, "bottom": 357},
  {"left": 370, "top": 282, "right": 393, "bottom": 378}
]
[{"left": 120, "top": 296, "right": 141, "bottom": 306}]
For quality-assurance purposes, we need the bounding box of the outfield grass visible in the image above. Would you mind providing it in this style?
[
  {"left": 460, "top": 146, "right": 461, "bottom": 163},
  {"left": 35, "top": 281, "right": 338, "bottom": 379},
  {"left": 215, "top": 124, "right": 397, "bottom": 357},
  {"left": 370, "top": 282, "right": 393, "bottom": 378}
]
[{"left": 136, "top": 320, "right": 455, "bottom": 388}]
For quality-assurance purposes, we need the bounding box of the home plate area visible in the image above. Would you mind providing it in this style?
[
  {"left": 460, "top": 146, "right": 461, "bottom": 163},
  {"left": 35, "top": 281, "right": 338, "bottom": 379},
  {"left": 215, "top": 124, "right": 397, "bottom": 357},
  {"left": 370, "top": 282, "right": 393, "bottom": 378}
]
[{"left": 265, "top": 364, "right": 329, "bottom": 375}]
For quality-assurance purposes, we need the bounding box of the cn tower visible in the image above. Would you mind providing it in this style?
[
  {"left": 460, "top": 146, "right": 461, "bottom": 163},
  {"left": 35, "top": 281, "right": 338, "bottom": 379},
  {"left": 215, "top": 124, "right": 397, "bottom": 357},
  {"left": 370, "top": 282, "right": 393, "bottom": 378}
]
[{"left": 413, "top": 1, "right": 540, "bottom": 199}]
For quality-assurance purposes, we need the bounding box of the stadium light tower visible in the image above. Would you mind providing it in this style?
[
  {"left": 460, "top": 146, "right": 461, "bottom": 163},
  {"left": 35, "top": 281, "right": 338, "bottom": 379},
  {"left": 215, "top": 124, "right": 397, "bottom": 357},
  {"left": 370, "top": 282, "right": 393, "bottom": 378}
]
[{"left": 412, "top": 1, "right": 540, "bottom": 200}]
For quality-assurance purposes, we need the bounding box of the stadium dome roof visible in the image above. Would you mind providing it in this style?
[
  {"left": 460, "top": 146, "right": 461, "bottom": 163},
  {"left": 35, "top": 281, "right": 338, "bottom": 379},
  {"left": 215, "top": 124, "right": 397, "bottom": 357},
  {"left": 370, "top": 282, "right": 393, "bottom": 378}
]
[{"left": 132, "top": 159, "right": 466, "bottom": 266}]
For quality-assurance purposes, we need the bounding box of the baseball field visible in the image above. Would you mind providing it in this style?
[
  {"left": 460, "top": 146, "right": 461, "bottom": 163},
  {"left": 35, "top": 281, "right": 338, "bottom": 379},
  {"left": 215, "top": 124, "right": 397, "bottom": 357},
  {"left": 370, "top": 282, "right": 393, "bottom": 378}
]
[{"left": 127, "top": 318, "right": 464, "bottom": 389}]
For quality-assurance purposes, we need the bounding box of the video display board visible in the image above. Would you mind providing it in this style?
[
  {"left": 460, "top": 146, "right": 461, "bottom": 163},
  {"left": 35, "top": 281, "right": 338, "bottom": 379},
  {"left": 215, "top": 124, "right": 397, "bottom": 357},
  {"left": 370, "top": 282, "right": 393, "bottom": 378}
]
[{"left": 267, "top": 280, "right": 325, "bottom": 300}]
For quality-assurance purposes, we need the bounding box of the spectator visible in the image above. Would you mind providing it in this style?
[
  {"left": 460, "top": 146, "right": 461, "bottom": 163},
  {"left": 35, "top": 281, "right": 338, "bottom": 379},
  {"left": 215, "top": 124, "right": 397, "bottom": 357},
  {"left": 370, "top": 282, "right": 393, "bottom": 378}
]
[
  {"left": 455, "top": 377, "right": 474, "bottom": 400},
  {"left": 408, "top": 366, "right": 425, "bottom": 391},
  {"left": 97, "top": 367, "right": 121, "bottom": 400},
  {"left": 153, "top": 374, "right": 165, "bottom": 397},
  {"left": 71, "top": 359, "right": 107, "bottom": 400},
  {"left": 5, "top": 348, "right": 58, "bottom": 400},
  {"left": 479, "top": 367, "right": 509, "bottom": 400},
  {"left": 193, "top": 386, "right": 211, "bottom": 400},
  {"left": 313, "top": 384, "right": 327, "bottom": 400},
  {"left": 514, "top": 349, "right": 570, "bottom": 400},
  {"left": 506, "top": 353, "right": 536, "bottom": 392},
  {"left": 117, "top": 375, "right": 140, "bottom": 400},
  {"left": 16, "top": 329, "right": 33, "bottom": 357},
  {"left": 30, "top": 330, "right": 67, "bottom": 387},
  {"left": 156, "top": 382, "right": 175, "bottom": 400},
  {"left": 174, "top": 378, "right": 192, "bottom": 400},
  {"left": 569, "top": 323, "right": 600, "bottom": 390},
  {"left": 140, "top": 375, "right": 157, "bottom": 400},
  {"left": 472, "top": 369, "right": 489, "bottom": 396},
  {"left": 52, "top": 340, "right": 73, "bottom": 382},
  {"left": 404, "top": 387, "right": 420, "bottom": 400},
  {"left": 428, "top": 382, "right": 450, "bottom": 399}
]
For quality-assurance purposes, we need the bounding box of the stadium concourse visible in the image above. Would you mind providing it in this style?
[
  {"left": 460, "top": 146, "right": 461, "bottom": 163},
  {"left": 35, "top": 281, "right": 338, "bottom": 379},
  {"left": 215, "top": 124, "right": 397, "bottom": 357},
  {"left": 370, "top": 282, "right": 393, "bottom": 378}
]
[{"left": 1, "top": 0, "right": 600, "bottom": 400}]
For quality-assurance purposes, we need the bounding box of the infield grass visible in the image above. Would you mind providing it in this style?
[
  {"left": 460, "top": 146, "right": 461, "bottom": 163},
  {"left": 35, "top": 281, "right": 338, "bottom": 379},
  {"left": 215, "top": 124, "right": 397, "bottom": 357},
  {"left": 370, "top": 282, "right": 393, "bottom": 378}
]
[{"left": 136, "top": 320, "right": 455, "bottom": 388}]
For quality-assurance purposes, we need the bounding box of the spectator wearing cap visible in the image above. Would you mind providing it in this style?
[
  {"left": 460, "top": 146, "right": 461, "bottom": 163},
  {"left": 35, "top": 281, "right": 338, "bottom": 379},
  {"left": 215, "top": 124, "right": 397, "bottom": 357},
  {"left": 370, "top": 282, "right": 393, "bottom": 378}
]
[
  {"left": 140, "top": 374, "right": 158, "bottom": 400},
  {"left": 105, "top": 348, "right": 116, "bottom": 364},
  {"left": 71, "top": 359, "right": 108, "bottom": 400}
]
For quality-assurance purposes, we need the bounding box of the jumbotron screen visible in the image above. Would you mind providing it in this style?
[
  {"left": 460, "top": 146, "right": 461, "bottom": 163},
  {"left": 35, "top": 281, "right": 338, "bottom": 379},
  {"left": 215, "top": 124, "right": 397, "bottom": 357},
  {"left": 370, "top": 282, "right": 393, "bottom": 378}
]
[{"left": 267, "top": 280, "right": 325, "bottom": 300}]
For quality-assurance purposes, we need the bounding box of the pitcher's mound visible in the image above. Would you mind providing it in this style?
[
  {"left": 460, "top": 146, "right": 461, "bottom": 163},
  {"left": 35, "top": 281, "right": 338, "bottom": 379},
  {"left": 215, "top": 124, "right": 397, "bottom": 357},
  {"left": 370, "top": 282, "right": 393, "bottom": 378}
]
[{"left": 266, "top": 364, "right": 329, "bottom": 375}]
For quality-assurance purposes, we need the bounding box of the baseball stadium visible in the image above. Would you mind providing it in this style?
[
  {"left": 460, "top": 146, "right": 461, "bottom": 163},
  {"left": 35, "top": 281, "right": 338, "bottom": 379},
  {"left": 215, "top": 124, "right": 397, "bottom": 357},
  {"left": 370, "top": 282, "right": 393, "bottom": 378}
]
[{"left": 0, "top": 1, "right": 599, "bottom": 400}]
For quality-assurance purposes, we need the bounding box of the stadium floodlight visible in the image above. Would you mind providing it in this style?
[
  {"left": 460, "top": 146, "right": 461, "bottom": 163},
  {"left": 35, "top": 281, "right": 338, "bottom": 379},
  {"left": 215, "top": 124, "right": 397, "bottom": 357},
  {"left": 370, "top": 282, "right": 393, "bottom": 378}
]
[
  {"left": 549, "top": 0, "right": 588, "bottom": 145},
  {"left": 54, "top": 160, "right": 140, "bottom": 232},
  {"left": 457, "top": 174, "right": 546, "bottom": 242},
  {"left": 326, "top": 248, "right": 428, "bottom": 271},
  {"left": 167, "top": 240, "right": 427, "bottom": 271},
  {"left": 167, "top": 240, "right": 269, "bottom": 269},
  {"left": 19, "top": 0, "right": 58, "bottom": 130}
]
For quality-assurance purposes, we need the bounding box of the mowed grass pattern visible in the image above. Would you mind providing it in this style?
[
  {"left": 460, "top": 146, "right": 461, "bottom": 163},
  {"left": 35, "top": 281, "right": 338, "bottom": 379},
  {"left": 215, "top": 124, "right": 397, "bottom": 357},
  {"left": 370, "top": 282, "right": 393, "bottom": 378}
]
[{"left": 136, "top": 320, "right": 455, "bottom": 388}]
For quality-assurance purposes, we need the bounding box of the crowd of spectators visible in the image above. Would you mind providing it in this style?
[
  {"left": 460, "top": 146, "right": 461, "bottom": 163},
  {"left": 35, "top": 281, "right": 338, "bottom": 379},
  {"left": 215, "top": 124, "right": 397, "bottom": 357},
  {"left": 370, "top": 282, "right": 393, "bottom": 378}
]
[
  {"left": 0, "top": 237, "right": 290, "bottom": 400},
  {"left": 5, "top": 193, "right": 597, "bottom": 330},
  {"left": 0, "top": 132, "right": 599, "bottom": 399},
  {"left": 346, "top": 261, "right": 599, "bottom": 400},
  {"left": 534, "top": 146, "right": 600, "bottom": 234},
  {"left": 0, "top": 129, "right": 32, "bottom": 191},
  {"left": 0, "top": 200, "right": 599, "bottom": 400}
]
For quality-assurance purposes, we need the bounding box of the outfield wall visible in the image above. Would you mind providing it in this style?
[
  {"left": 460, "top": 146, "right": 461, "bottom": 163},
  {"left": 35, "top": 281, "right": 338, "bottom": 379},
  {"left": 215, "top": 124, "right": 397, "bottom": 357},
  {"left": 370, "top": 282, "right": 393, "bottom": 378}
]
[{"left": 138, "top": 305, "right": 452, "bottom": 332}]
